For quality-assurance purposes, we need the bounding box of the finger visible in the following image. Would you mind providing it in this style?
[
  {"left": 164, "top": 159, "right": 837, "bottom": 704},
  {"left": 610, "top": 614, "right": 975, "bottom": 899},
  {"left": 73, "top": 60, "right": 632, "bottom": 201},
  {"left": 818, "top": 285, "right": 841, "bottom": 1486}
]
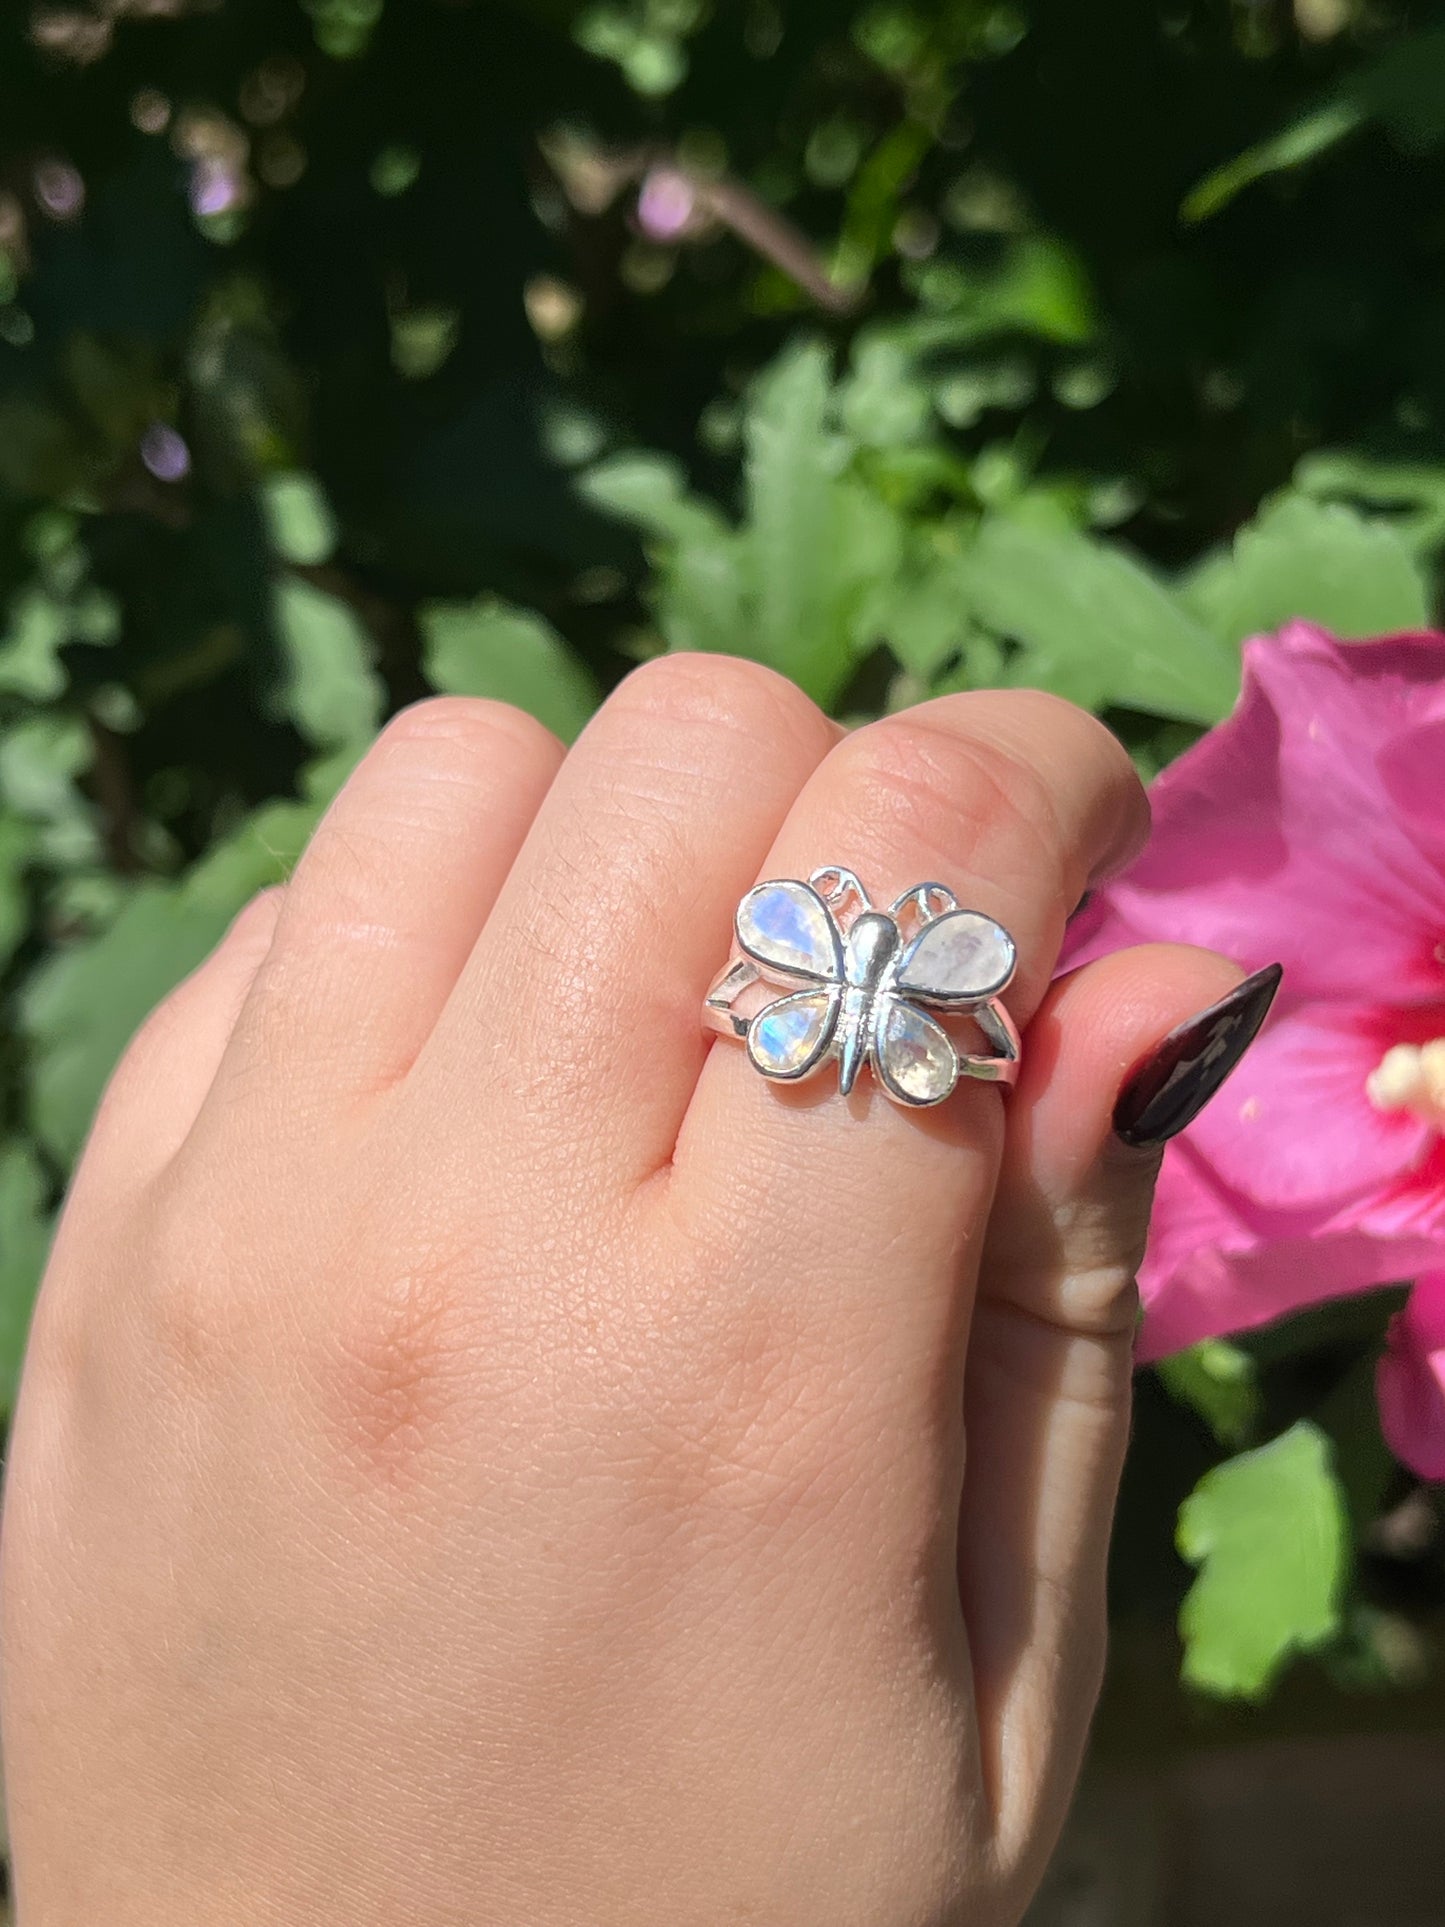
[
  {"left": 958, "top": 944, "right": 1270, "bottom": 1873},
  {"left": 676, "top": 690, "right": 1150, "bottom": 1283},
  {"left": 216, "top": 698, "right": 566, "bottom": 1105},
  {"left": 409, "top": 654, "right": 839, "bottom": 1190},
  {"left": 79, "top": 888, "right": 284, "bottom": 1195}
]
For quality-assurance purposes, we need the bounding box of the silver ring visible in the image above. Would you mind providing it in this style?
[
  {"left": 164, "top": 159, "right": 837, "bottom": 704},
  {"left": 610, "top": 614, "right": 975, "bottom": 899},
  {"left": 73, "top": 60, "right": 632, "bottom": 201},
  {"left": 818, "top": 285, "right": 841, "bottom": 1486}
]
[{"left": 703, "top": 867, "right": 1021, "bottom": 1108}]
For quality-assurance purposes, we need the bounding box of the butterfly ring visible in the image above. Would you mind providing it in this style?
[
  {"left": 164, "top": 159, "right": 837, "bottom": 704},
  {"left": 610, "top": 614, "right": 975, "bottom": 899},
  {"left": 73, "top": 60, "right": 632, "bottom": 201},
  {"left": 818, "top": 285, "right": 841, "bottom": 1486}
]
[{"left": 703, "top": 867, "right": 1021, "bottom": 1108}]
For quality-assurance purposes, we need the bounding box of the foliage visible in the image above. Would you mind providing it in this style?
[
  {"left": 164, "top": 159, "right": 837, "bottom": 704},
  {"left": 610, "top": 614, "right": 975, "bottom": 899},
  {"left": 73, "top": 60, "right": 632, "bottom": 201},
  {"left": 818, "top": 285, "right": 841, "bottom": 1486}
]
[
  {"left": 2, "top": 0, "right": 1444, "bottom": 1714},
  {"left": 1178, "top": 1421, "right": 1349, "bottom": 1699}
]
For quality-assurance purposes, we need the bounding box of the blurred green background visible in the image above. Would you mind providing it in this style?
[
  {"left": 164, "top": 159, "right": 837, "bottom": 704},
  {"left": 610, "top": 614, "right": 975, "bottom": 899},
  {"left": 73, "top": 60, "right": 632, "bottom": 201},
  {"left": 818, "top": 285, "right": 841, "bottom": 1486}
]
[{"left": 2, "top": 0, "right": 1445, "bottom": 1907}]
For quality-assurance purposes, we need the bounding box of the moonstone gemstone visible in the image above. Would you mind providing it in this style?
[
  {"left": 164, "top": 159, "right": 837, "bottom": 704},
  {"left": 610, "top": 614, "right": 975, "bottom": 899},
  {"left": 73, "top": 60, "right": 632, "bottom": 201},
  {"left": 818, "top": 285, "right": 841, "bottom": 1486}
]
[
  {"left": 897, "top": 910, "right": 1015, "bottom": 1002},
  {"left": 879, "top": 1002, "right": 957, "bottom": 1104},
  {"left": 749, "top": 991, "right": 835, "bottom": 1077},
  {"left": 738, "top": 881, "right": 840, "bottom": 979}
]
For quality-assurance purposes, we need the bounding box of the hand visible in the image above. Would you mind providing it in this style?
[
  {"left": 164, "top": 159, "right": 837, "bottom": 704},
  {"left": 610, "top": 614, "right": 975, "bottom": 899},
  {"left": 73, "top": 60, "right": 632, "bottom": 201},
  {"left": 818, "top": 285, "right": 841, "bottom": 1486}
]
[{"left": 1, "top": 659, "right": 1248, "bottom": 1926}]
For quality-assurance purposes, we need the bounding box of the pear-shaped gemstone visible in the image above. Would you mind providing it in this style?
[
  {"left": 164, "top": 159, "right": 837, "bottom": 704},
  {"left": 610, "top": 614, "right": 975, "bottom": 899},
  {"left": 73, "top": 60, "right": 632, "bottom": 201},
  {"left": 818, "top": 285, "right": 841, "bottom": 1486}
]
[
  {"left": 748, "top": 991, "right": 836, "bottom": 1078},
  {"left": 896, "top": 911, "right": 1015, "bottom": 1004},
  {"left": 737, "top": 881, "right": 841, "bottom": 980},
  {"left": 877, "top": 1001, "right": 958, "bottom": 1104}
]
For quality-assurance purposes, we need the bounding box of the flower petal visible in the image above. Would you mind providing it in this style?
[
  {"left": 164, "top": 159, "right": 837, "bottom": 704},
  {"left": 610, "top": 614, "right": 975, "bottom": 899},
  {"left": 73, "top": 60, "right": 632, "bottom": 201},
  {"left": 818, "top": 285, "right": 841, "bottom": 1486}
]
[
  {"left": 1181, "top": 1004, "right": 1435, "bottom": 1212},
  {"left": 1377, "top": 1272, "right": 1445, "bottom": 1481},
  {"left": 1067, "top": 625, "right": 1445, "bottom": 1002},
  {"left": 1137, "top": 1143, "right": 1445, "bottom": 1360},
  {"left": 1379, "top": 714, "right": 1445, "bottom": 878}
]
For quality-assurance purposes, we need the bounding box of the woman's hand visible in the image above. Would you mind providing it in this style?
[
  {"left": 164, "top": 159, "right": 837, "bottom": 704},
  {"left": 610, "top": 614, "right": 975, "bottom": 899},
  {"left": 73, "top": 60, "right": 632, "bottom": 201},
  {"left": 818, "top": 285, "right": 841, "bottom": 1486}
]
[{"left": 0, "top": 659, "right": 1249, "bottom": 1926}]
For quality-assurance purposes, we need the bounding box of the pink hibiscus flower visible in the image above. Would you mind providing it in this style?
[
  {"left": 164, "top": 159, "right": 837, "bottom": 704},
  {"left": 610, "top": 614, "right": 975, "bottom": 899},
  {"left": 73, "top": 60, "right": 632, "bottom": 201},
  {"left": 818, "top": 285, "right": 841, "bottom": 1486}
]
[
  {"left": 1379, "top": 1272, "right": 1445, "bottom": 1480},
  {"left": 1066, "top": 623, "right": 1445, "bottom": 1477}
]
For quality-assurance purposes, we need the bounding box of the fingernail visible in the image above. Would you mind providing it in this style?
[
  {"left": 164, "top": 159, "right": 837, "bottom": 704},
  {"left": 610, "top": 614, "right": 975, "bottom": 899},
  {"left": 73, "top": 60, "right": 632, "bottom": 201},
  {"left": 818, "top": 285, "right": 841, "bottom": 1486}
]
[{"left": 1112, "top": 964, "right": 1284, "bottom": 1149}]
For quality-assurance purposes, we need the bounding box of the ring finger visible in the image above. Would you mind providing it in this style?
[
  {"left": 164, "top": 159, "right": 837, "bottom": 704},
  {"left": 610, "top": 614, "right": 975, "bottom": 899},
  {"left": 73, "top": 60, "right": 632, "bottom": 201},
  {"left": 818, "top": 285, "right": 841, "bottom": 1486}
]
[{"left": 675, "top": 689, "right": 1150, "bottom": 1290}]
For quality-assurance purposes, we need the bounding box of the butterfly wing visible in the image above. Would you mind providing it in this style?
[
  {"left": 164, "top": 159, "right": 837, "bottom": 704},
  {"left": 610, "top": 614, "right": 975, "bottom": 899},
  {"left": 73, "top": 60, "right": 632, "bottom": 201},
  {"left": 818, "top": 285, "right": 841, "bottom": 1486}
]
[
  {"left": 748, "top": 988, "right": 841, "bottom": 1082},
  {"left": 873, "top": 999, "right": 959, "bottom": 1107},
  {"left": 894, "top": 909, "right": 1016, "bottom": 1007},
  {"left": 736, "top": 880, "right": 843, "bottom": 985}
]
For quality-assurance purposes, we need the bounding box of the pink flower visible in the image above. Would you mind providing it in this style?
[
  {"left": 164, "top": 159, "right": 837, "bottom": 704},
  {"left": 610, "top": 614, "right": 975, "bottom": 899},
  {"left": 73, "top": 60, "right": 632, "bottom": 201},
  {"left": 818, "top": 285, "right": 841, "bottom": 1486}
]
[
  {"left": 1065, "top": 623, "right": 1445, "bottom": 1476},
  {"left": 1379, "top": 1272, "right": 1445, "bottom": 1480},
  {"left": 636, "top": 168, "right": 699, "bottom": 242}
]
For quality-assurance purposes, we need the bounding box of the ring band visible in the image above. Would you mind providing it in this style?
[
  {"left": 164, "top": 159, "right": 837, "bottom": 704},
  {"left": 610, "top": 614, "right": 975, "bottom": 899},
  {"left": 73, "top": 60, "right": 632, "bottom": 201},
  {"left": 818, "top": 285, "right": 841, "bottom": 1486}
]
[{"left": 703, "top": 867, "right": 1021, "bottom": 1108}]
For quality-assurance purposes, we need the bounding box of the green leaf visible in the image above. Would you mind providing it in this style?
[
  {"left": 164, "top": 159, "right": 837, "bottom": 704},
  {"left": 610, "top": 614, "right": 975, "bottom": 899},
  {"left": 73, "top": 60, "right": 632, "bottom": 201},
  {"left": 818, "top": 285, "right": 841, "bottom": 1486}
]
[
  {"left": 899, "top": 238, "right": 1095, "bottom": 353},
  {"left": 582, "top": 454, "right": 754, "bottom": 660},
  {"left": 0, "top": 715, "right": 89, "bottom": 821},
  {"left": 0, "top": 715, "right": 97, "bottom": 869},
  {"left": 975, "top": 236, "right": 1094, "bottom": 346},
  {"left": 21, "top": 884, "right": 242, "bottom": 1164},
  {"left": 875, "top": 555, "right": 974, "bottom": 679},
  {"left": 743, "top": 341, "right": 856, "bottom": 700},
  {"left": 1156, "top": 1339, "right": 1261, "bottom": 1449},
  {"left": 961, "top": 515, "right": 1241, "bottom": 724},
  {"left": 0, "top": 587, "right": 69, "bottom": 700},
  {"left": 1183, "top": 101, "right": 1365, "bottom": 223},
  {"left": 1180, "top": 495, "right": 1432, "bottom": 647},
  {"left": 391, "top": 306, "right": 461, "bottom": 381},
  {"left": 1177, "top": 1421, "right": 1349, "bottom": 1699},
  {"left": 0, "top": 1141, "right": 50, "bottom": 1417},
  {"left": 20, "top": 792, "right": 326, "bottom": 1165},
  {"left": 838, "top": 335, "right": 933, "bottom": 450},
  {"left": 302, "top": 0, "right": 385, "bottom": 59},
  {"left": 420, "top": 597, "right": 598, "bottom": 742},
  {"left": 0, "top": 811, "right": 35, "bottom": 970},
  {"left": 580, "top": 453, "right": 739, "bottom": 553},
  {"left": 188, "top": 792, "right": 330, "bottom": 907},
  {"left": 272, "top": 576, "right": 384, "bottom": 751},
  {"left": 262, "top": 472, "right": 339, "bottom": 566},
  {"left": 1293, "top": 451, "right": 1445, "bottom": 556},
  {"left": 1183, "top": 27, "right": 1445, "bottom": 220},
  {"left": 829, "top": 480, "right": 909, "bottom": 663},
  {"left": 1314, "top": 1348, "right": 1396, "bottom": 1533},
  {"left": 583, "top": 352, "right": 906, "bottom": 706}
]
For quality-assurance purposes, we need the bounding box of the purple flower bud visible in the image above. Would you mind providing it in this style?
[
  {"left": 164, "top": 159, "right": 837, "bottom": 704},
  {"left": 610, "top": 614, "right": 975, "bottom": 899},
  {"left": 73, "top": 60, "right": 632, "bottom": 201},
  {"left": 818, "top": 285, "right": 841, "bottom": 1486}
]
[
  {"left": 140, "top": 423, "right": 191, "bottom": 483},
  {"left": 190, "top": 157, "right": 243, "bottom": 218},
  {"left": 637, "top": 168, "right": 697, "bottom": 243},
  {"left": 33, "top": 160, "right": 85, "bottom": 221}
]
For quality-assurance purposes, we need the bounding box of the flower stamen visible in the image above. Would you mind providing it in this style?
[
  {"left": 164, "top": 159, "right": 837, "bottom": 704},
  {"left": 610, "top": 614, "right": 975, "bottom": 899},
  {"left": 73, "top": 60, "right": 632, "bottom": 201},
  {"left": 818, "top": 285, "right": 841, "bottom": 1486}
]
[{"left": 1367, "top": 1040, "right": 1445, "bottom": 1129}]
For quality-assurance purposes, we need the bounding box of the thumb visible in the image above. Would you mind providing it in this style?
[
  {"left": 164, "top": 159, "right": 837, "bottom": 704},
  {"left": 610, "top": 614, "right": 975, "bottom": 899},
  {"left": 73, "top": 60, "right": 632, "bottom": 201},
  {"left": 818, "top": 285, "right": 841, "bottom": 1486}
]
[{"left": 957, "top": 943, "right": 1281, "bottom": 1885}]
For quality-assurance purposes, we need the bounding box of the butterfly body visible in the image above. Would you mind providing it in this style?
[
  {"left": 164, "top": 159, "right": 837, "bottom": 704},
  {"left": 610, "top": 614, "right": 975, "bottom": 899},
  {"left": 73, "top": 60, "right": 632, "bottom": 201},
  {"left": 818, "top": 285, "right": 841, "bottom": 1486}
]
[
  {"left": 732, "top": 872, "right": 1019, "bottom": 1108},
  {"left": 837, "top": 911, "right": 900, "bottom": 1094}
]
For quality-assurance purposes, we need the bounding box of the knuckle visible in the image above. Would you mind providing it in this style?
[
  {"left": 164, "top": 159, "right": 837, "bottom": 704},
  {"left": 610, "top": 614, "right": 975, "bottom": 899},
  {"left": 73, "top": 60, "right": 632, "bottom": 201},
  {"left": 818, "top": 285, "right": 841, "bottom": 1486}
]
[
  {"left": 836, "top": 713, "right": 1062, "bottom": 876},
  {"left": 610, "top": 650, "right": 827, "bottom": 759},
  {"left": 974, "top": 683, "right": 1102, "bottom": 738},
  {"left": 1005, "top": 684, "right": 1132, "bottom": 765},
  {"left": 311, "top": 1254, "right": 486, "bottom": 1492},
  {"left": 215, "top": 885, "right": 285, "bottom": 972},
  {"left": 985, "top": 1152, "right": 1158, "bottom": 1350},
  {"left": 148, "top": 1261, "right": 228, "bottom": 1382},
  {"left": 24, "top": 1262, "right": 90, "bottom": 1396},
  {"left": 130, "top": 1182, "right": 259, "bottom": 1384},
  {"left": 99, "top": 882, "right": 282, "bottom": 1111},
  {"left": 985, "top": 1260, "right": 1143, "bottom": 1350},
  {"left": 379, "top": 693, "right": 562, "bottom": 767},
  {"left": 99, "top": 996, "right": 177, "bottom": 1105},
  {"left": 972, "top": 686, "right": 1147, "bottom": 836},
  {"left": 290, "top": 700, "right": 562, "bottom": 930}
]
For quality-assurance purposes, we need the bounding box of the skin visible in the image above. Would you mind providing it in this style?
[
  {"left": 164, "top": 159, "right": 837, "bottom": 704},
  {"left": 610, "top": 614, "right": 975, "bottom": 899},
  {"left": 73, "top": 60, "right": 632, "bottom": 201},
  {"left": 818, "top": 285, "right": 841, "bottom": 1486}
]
[{"left": 0, "top": 658, "right": 1243, "bottom": 1926}]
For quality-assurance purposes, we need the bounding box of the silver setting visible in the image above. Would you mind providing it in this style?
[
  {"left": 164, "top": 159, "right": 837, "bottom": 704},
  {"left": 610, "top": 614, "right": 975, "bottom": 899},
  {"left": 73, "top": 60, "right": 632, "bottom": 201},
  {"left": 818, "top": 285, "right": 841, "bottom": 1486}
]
[{"left": 703, "top": 867, "right": 1021, "bottom": 1108}]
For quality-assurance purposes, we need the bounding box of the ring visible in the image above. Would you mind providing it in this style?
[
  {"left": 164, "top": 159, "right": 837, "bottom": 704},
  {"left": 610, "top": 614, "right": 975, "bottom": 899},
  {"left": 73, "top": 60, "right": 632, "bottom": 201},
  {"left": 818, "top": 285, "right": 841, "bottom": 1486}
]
[{"left": 703, "top": 867, "right": 1021, "bottom": 1108}]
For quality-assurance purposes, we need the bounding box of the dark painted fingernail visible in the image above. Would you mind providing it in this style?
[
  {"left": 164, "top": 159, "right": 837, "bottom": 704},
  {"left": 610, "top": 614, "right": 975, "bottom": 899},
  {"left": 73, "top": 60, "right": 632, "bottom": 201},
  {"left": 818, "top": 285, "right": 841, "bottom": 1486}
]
[{"left": 1112, "top": 964, "right": 1284, "bottom": 1149}]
